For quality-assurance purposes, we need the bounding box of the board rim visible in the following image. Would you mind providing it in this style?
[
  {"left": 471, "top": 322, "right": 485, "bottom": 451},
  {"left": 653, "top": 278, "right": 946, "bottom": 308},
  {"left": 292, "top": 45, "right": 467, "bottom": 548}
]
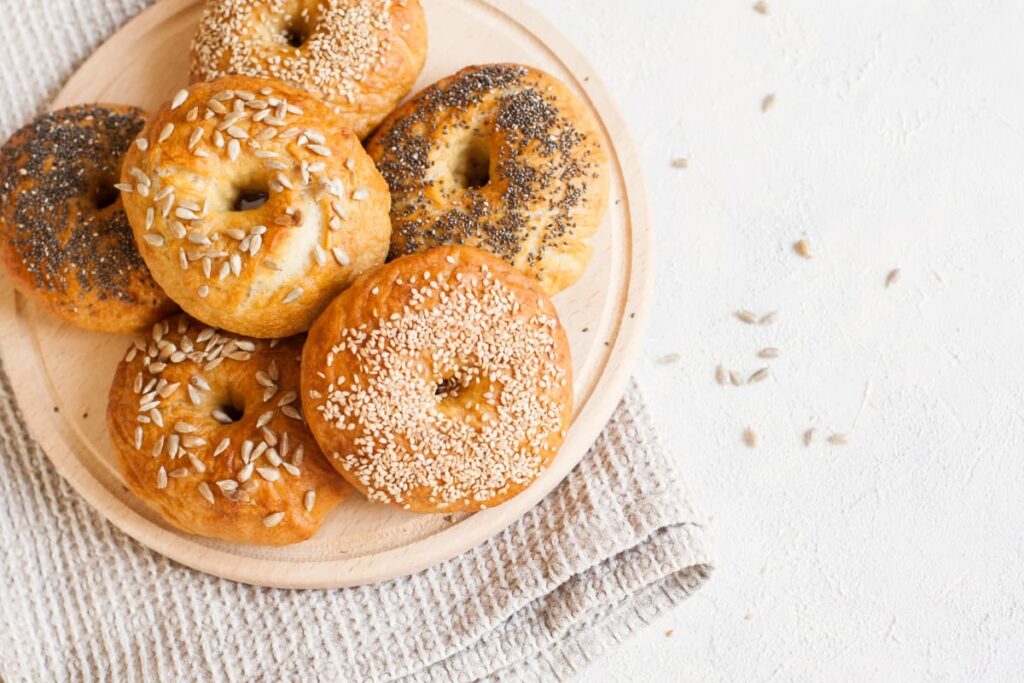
[{"left": 0, "top": 0, "right": 653, "bottom": 588}]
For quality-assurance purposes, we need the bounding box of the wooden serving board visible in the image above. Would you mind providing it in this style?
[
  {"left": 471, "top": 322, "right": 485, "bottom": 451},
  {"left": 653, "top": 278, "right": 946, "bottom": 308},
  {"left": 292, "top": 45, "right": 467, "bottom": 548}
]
[{"left": 0, "top": 0, "right": 652, "bottom": 588}]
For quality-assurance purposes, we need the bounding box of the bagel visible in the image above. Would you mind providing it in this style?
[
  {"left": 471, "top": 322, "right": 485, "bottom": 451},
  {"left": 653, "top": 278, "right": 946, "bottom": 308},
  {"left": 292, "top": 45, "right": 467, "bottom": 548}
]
[
  {"left": 190, "top": 0, "right": 428, "bottom": 139},
  {"left": 107, "top": 314, "right": 351, "bottom": 545},
  {"left": 0, "top": 105, "right": 175, "bottom": 332},
  {"left": 120, "top": 75, "right": 392, "bottom": 338},
  {"left": 367, "top": 64, "right": 610, "bottom": 295},
  {"left": 301, "top": 245, "right": 573, "bottom": 513}
]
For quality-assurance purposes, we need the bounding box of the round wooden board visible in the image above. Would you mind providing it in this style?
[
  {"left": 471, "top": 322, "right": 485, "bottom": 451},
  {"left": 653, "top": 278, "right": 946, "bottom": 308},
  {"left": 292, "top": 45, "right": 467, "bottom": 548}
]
[{"left": 0, "top": 0, "right": 652, "bottom": 588}]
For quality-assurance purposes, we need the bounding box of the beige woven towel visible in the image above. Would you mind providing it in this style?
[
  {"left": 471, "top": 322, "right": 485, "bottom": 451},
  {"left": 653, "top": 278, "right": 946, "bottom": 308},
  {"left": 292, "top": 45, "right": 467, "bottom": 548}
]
[{"left": 0, "top": 2, "right": 714, "bottom": 680}]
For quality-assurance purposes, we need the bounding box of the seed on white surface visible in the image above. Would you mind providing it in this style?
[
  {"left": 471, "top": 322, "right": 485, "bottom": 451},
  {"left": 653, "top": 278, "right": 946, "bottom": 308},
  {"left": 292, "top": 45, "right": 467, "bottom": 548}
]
[
  {"left": 735, "top": 310, "right": 758, "bottom": 324},
  {"left": 753, "top": 0, "right": 768, "bottom": 14},
  {"left": 263, "top": 512, "right": 285, "bottom": 527},
  {"left": 885, "top": 268, "right": 901, "bottom": 288},
  {"left": 793, "top": 239, "right": 813, "bottom": 259},
  {"left": 758, "top": 348, "right": 780, "bottom": 359},
  {"left": 657, "top": 353, "right": 681, "bottom": 365},
  {"left": 761, "top": 93, "right": 775, "bottom": 112},
  {"left": 748, "top": 367, "right": 770, "bottom": 383},
  {"left": 803, "top": 428, "right": 816, "bottom": 447},
  {"left": 715, "top": 364, "right": 727, "bottom": 385},
  {"left": 670, "top": 158, "right": 688, "bottom": 169},
  {"left": 758, "top": 311, "right": 778, "bottom": 326},
  {"left": 743, "top": 427, "right": 758, "bottom": 448},
  {"left": 828, "top": 433, "right": 849, "bottom": 446},
  {"left": 729, "top": 371, "right": 745, "bottom": 386}
]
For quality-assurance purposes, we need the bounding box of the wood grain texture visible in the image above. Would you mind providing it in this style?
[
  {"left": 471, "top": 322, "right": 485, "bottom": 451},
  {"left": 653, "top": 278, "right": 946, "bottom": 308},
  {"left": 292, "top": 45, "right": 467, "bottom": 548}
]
[{"left": 0, "top": 0, "right": 652, "bottom": 588}]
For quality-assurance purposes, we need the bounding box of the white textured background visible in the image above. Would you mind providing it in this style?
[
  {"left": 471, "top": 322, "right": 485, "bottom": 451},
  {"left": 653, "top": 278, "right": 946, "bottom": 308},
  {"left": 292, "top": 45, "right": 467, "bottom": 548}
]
[{"left": 520, "top": 0, "right": 1024, "bottom": 680}]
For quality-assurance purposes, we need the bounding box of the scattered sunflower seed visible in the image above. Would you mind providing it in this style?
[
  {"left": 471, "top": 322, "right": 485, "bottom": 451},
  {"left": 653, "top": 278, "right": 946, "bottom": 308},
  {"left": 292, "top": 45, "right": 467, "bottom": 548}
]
[
  {"left": 735, "top": 310, "right": 758, "bottom": 324},
  {"left": 761, "top": 93, "right": 775, "bottom": 112},
  {"left": 793, "top": 239, "right": 813, "bottom": 259},
  {"left": 803, "top": 428, "right": 816, "bottom": 447},
  {"left": 748, "top": 367, "right": 770, "bottom": 383},
  {"left": 743, "top": 427, "right": 758, "bottom": 448},
  {"left": 758, "top": 347, "right": 779, "bottom": 359},
  {"left": 828, "top": 433, "right": 849, "bottom": 446},
  {"left": 885, "top": 268, "right": 901, "bottom": 288},
  {"left": 657, "top": 353, "right": 681, "bottom": 365}
]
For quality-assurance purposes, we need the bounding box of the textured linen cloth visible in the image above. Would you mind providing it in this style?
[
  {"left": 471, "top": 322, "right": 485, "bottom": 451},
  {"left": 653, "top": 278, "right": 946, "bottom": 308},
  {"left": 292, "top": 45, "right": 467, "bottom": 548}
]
[{"left": 0, "top": 1, "right": 714, "bottom": 680}]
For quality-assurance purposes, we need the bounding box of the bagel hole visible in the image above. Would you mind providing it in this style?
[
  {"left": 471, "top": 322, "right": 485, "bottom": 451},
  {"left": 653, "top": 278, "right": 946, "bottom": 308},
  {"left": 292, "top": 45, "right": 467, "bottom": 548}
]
[
  {"left": 231, "top": 182, "right": 270, "bottom": 212},
  {"left": 435, "top": 376, "right": 462, "bottom": 399},
  {"left": 216, "top": 395, "right": 245, "bottom": 423},
  {"left": 449, "top": 136, "right": 492, "bottom": 190},
  {"left": 282, "top": 20, "right": 310, "bottom": 48},
  {"left": 93, "top": 178, "right": 120, "bottom": 210}
]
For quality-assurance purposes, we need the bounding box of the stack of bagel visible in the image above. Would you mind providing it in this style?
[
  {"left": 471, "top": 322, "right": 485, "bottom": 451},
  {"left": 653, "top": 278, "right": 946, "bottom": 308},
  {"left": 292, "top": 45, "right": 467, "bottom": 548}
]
[{"left": 0, "top": 0, "right": 609, "bottom": 546}]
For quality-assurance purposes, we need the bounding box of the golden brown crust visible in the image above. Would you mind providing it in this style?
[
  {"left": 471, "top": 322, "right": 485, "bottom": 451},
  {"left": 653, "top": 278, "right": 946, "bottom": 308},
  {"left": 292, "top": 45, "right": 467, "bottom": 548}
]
[
  {"left": 301, "top": 246, "right": 573, "bottom": 514},
  {"left": 121, "top": 75, "right": 392, "bottom": 339},
  {"left": 366, "top": 64, "right": 610, "bottom": 295},
  {"left": 107, "top": 313, "right": 350, "bottom": 546},
  {"left": 0, "top": 105, "right": 176, "bottom": 332},
  {"left": 190, "top": 0, "right": 428, "bottom": 139}
]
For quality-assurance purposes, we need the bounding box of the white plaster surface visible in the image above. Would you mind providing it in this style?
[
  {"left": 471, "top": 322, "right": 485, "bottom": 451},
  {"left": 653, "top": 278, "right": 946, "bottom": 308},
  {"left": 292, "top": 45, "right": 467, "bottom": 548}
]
[{"left": 521, "top": 0, "right": 1024, "bottom": 680}]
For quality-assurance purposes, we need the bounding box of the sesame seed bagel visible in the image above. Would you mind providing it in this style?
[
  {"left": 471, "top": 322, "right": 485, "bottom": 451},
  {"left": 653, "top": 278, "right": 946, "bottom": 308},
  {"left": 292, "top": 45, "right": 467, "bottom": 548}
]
[
  {"left": 107, "top": 314, "right": 351, "bottom": 546},
  {"left": 120, "top": 75, "right": 392, "bottom": 338},
  {"left": 366, "top": 64, "right": 610, "bottom": 296},
  {"left": 301, "top": 245, "right": 573, "bottom": 513},
  {"left": 0, "top": 105, "right": 176, "bottom": 332},
  {"left": 190, "top": 0, "right": 428, "bottom": 139}
]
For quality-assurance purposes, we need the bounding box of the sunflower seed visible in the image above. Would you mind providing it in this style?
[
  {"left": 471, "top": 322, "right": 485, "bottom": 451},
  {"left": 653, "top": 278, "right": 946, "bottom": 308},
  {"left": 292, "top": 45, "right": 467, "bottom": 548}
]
[
  {"left": 156, "top": 467, "right": 168, "bottom": 489},
  {"left": 263, "top": 512, "right": 285, "bottom": 528},
  {"left": 332, "top": 247, "right": 350, "bottom": 266},
  {"left": 283, "top": 288, "right": 303, "bottom": 304},
  {"left": 758, "top": 348, "right": 780, "bottom": 359},
  {"left": 174, "top": 421, "right": 197, "bottom": 434},
  {"left": 729, "top": 371, "right": 745, "bottom": 386},
  {"left": 256, "top": 411, "right": 274, "bottom": 428},
  {"left": 216, "top": 480, "right": 238, "bottom": 492},
  {"left": 793, "top": 239, "right": 812, "bottom": 259},
  {"left": 743, "top": 427, "right": 758, "bottom": 448},
  {"left": 143, "top": 234, "right": 165, "bottom": 247},
  {"left": 134, "top": 426, "right": 144, "bottom": 450},
  {"left": 885, "top": 269, "right": 901, "bottom": 288},
  {"left": 715, "top": 365, "right": 727, "bottom": 385},
  {"left": 828, "top": 433, "right": 849, "bottom": 446},
  {"left": 303, "top": 490, "right": 315, "bottom": 512},
  {"left": 158, "top": 123, "right": 175, "bottom": 142},
  {"left": 197, "top": 482, "right": 215, "bottom": 504},
  {"left": 749, "top": 367, "right": 770, "bottom": 383},
  {"left": 188, "top": 453, "right": 207, "bottom": 473},
  {"left": 759, "top": 311, "right": 778, "bottom": 325},
  {"left": 237, "top": 462, "right": 254, "bottom": 483},
  {"left": 735, "top": 310, "right": 758, "bottom": 324},
  {"left": 257, "top": 467, "right": 280, "bottom": 482},
  {"left": 802, "top": 428, "right": 816, "bottom": 447}
]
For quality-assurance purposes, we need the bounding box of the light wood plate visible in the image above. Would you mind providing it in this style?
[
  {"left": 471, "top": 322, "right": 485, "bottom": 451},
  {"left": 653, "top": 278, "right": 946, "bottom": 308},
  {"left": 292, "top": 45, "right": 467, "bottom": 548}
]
[{"left": 0, "top": 0, "right": 652, "bottom": 588}]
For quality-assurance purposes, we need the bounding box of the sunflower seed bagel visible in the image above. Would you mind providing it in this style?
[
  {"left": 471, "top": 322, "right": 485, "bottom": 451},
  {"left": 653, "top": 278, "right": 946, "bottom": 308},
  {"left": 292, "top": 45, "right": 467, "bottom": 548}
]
[
  {"left": 107, "top": 313, "right": 351, "bottom": 546},
  {"left": 120, "top": 75, "right": 392, "bottom": 338}
]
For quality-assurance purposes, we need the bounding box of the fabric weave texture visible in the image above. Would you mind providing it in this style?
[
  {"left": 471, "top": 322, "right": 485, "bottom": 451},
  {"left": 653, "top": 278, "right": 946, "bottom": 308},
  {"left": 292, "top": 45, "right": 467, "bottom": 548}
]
[{"left": 0, "top": 1, "right": 713, "bottom": 680}]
